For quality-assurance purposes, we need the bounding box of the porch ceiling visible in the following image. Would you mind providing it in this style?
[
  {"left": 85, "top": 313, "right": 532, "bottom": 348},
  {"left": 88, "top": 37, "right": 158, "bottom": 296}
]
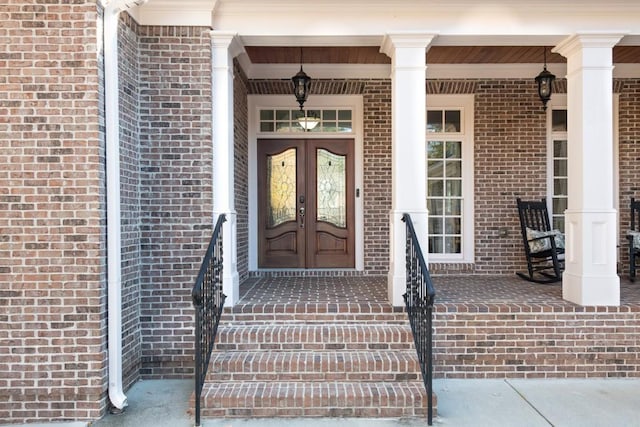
[{"left": 245, "top": 45, "right": 640, "bottom": 65}]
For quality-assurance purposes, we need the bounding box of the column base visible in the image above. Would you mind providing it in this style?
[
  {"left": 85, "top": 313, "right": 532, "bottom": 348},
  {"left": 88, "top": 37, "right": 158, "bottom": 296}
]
[
  {"left": 562, "top": 271, "right": 620, "bottom": 306},
  {"left": 223, "top": 271, "right": 240, "bottom": 307}
]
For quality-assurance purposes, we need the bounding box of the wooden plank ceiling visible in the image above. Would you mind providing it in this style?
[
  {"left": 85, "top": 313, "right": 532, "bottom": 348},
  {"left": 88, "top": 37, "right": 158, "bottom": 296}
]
[{"left": 245, "top": 45, "right": 639, "bottom": 64}]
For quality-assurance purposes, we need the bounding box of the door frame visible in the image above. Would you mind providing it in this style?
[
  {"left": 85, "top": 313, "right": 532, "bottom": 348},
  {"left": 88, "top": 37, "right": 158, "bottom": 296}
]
[{"left": 248, "top": 95, "right": 364, "bottom": 271}]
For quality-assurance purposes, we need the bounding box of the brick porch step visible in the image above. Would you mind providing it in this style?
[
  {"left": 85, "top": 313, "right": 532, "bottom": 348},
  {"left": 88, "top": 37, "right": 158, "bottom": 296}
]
[
  {"left": 214, "top": 324, "right": 416, "bottom": 352},
  {"left": 200, "top": 301, "right": 434, "bottom": 420},
  {"left": 206, "top": 350, "right": 421, "bottom": 382},
  {"left": 200, "top": 381, "right": 430, "bottom": 418}
]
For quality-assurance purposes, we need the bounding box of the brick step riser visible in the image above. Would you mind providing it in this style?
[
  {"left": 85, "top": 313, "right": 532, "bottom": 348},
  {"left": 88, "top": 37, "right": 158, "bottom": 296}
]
[
  {"left": 214, "top": 325, "right": 415, "bottom": 350},
  {"left": 206, "top": 351, "right": 422, "bottom": 382},
  {"left": 220, "top": 314, "right": 410, "bottom": 324},
  {"left": 200, "top": 382, "right": 431, "bottom": 418}
]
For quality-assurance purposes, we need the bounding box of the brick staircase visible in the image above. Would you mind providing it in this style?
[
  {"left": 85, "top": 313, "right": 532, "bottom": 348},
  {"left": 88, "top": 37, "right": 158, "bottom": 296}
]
[{"left": 199, "top": 301, "right": 433, "bottom": 418}]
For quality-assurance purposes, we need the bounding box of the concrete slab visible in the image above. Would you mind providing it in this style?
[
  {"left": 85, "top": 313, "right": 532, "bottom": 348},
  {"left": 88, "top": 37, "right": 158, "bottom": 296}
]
[
  {"left": 507, "top": 379, "right": 640, "bottom": 427},
  {"left": 90, "top": 379, "right": 193, "bottom": 427},
  {"left": 431, "top": 379, "right": 549, "bottom": 426}
]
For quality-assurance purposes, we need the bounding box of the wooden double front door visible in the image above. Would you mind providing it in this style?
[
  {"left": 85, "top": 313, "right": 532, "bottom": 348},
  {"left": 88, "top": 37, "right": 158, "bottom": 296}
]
[{"left": 258, "top": 138, "right": 355, "bottom": 268}]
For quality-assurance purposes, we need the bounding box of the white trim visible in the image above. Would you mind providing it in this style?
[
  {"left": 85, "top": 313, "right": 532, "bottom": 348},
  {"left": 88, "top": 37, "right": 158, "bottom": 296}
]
[
  {"left": 248, "top": 95, "right": 364, "bottom": 272},
  {"left": 425, "top": 94, "right": 475, "bottom": 263}
]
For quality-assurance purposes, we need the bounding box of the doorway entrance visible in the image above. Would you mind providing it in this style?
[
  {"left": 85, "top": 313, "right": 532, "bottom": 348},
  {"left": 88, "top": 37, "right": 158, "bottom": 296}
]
[{"left": 258, "top": 138, "right": 355, "bottom": 268}]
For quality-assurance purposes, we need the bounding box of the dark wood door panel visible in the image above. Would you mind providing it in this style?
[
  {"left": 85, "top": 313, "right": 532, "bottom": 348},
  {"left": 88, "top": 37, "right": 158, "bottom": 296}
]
[{"left": 258, "top": 138, "right": 354, "bottom": 269}]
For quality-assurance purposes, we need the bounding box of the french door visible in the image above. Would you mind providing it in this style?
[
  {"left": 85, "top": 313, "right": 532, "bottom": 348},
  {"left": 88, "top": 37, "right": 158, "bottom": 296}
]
[{"left": 258, "top": 138, "right": 355, "bottom": 268}]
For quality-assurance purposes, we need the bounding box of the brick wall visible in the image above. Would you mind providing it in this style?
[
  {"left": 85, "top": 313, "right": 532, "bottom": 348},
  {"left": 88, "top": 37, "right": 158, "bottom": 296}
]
[
  {"left": 0, "top": 1, "right": 107, "bottom": 422},
  {"left": 234, "top": 62, "right": 249, "bottom": 281},
  {"left": 434, "top": 303, "right": 640, "bottom": 378},
  {"left": 137, "top": 26, "right": 214, "bottom": 377},
  {"left": 118, "top": 12, "right": 142, "bottom": 390},
  {"left": 618, "top": 79, "right": 640, "bottom": 273}
]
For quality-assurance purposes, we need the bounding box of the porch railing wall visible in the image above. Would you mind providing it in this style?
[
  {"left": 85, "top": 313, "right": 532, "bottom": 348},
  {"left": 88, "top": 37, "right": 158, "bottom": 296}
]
[
  {"left": 191, "top": 214, "right": 226, "bottom": 427},
  {"left": 402, "top": 213, "right": 436, "bottom": 426}
]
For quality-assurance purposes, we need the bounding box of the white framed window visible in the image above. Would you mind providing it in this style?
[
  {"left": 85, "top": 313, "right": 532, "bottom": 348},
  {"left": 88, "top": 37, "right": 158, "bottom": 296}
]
[
  {"left": 549, "top": 104, "right": 568, "bottom": 232},
  {"left": 426, "top": 95, "right": 474, "bottom": 262}
]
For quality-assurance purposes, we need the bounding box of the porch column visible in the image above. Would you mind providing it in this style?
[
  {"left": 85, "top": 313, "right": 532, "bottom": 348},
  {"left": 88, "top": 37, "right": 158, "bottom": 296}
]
[
  {"left": 211, "top": 31, "right": 244, "bottom": 306},
  {"left": 553, "top": 34, "right": 624, "bottom": 306},
  {"left": 381, "top": 33, "right": 436, "bottom": 307}
]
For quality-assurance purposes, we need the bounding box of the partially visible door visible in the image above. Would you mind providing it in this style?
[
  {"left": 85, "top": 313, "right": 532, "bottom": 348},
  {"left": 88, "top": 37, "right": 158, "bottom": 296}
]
[{"left": 258, "top": 138, "right": 354, "bottom": 268}]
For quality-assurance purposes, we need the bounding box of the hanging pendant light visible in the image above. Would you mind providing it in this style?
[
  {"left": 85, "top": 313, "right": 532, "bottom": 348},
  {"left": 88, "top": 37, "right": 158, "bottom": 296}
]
[
  {"left": 535, "top": 46, "right": 556, "bottom": 111},
  {"left": 292, "top": 47, "right": 311, "bottom": 111}
]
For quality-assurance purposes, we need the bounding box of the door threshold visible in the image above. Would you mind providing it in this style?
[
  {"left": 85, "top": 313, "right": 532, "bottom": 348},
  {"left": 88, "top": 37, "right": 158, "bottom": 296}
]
[{"left": 249, "top": 269, "right": 366, "bottom": 278}]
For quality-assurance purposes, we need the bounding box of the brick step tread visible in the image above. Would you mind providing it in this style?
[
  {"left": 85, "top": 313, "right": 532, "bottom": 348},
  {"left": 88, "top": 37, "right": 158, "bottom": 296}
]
[
  {"left": 222, "top": 303, "right": 408, "bottom": 324},
  {"left": 215, "top": 324, "right": 415, "bottom": 351},
  {"left": 200, "top": 381, "right": 431, "bottom": 418},
  {"left": 206, "top": 350, "right": 422, "bottom": 382}
]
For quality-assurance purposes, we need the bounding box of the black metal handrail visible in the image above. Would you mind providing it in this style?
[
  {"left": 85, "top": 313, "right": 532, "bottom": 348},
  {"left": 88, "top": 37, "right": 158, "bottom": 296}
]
[
  {"left": 191, "top": 214, "right": 226, "bottom": 427},
  {"left": 402, "top": 213, "right": 436, "bottom": 426}
]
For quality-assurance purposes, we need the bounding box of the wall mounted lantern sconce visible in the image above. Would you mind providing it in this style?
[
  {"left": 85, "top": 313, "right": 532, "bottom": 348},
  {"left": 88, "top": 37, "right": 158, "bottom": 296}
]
[{"left": 535, "top": 47, "right": 556, "bottom": 110}]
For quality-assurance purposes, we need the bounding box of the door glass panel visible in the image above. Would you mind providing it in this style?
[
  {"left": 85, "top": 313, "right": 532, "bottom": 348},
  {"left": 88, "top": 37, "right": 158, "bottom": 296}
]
[
  {"left": 316, "top": 149, "right": 346, "bottom": 227},
  {"left": 266, "top": 148, "right": 297, "bottom": 227}
]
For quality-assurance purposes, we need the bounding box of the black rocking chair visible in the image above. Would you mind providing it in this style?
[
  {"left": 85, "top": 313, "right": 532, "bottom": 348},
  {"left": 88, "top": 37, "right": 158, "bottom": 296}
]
[
  {"left": 516, "top": 198, "right": 565, "bottom": 283},
  {"left": 627, "top": 197, "right": 640, "bottom": 282}
]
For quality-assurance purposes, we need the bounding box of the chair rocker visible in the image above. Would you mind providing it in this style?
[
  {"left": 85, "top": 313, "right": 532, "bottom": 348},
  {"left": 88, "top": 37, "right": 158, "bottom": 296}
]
[
  {"left": 626, "top": 197, "right": 640, "bottom": 282},
  {"left": 516, "top": 198, "right": 565, "bottom": 284}
]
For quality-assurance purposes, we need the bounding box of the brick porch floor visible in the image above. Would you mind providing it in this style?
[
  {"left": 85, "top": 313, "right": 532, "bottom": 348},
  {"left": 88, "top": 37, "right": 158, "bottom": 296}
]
[{"left": 236, "top": 273, "right": 640, "bottom": 306}]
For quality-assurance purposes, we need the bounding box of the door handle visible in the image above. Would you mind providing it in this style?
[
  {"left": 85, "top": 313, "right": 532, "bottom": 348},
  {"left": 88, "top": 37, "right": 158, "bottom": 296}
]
[{"left": 299, "top": 206, "right": 305, "bottom": 228}]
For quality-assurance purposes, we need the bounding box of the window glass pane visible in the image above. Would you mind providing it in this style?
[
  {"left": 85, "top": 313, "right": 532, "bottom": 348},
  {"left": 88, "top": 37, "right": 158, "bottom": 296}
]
[
  {"left": 276, "top": 110, "right": 290, "bottom": 120},
  {"left": 428, "top": 179, "right": 444, "bottom": 197},
  {"left": 429, "top": 236, "right": 443, "bottom": 254},
  {"left": 266, "top": 148, "right": 297, "bottom": 227},
  {"left": 338, "top": 122, "right": 352, "bottom": 132},
  {"left": 338, "top": 110, "right": 352, "bottom": 120},
  {"left": 445, "top": 160, "right": 462, "bottom": 178},
  {"left": 553, "top": 198, "right": 567, "bottom": 216},
  {"left": 445, "top": 180, "right": 462, "bottom": 197},
  {"left": 444, "top": 110, "right": 461, "bottom": 132},
  {"left": 445, "top": 217, "right": 461, "bottom": 234},
  {"left": 323, "top": 110, "right": 336, "bottom": 120},
  {"left": 429, "top": 217, "right": 443, "bottom": 234},
  {"left": 445, "top": 199, "right": 461, "bottom": 216},
  {"left": 446, "top": 141, "right": 462, "bottom": 159},
  {"left": 445, "top": 236, "right": 461, "bottom": 253},
  {"left": 260, "top": 110, "right": 274, "bottom": 120},
  {"left": 276, "top": 122, "right": 291, "bottom": 132},
  {"left": 552, "top": 217, "right": 564, "bottom": 231},
  {"left": 554, "top": 159, "right": 567, "bottom": 177},
  {"left": 427, "top": 110, "right": 443, "bottom": 132},
  {"left": 554, "top": 178, "right": 568, "bottom": 196},
  {"left": 427, "top": 141, "right": 444, "bottom": 158},
  {"left": 554, "top": 140, "right": 567, "bottom": 157},
  {"left": 260, "top": 122, "right": 274, "bottom": 132},
  {"left": 428, "top": 199, "right": 443, "bottom": 215},
  {"left": 428, "top": 160, "right": 443, "bottom": 177},
  {"left": 552, "top": 110, "right": 567, "bottom": 132},
  {"left": 316, "top": 149, "right": 346, "bottom": 227}
]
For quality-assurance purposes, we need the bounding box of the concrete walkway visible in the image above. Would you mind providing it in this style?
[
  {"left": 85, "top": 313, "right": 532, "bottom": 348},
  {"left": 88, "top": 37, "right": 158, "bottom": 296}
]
[{"left": 5, "top": 378, "right": 640, "bottom": 427}]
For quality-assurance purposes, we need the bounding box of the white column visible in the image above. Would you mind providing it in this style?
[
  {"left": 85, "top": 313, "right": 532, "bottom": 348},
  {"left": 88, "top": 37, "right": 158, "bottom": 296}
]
[
  {"left": 381, "top": 33, "right": 436, "bottom": 306},
  {"left": 211, "top": 31, "right": 244, "bottom": 306},
  {"left": 553, "top": 34, "right": 624, "bottom": 306}
]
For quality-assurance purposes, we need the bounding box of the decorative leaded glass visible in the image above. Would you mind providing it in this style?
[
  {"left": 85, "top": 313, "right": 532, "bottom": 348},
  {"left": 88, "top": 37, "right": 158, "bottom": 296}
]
[
  {"left": 266, "top": 149, "right": 297, "bottom": 227},
  {"left": 316, "top": 149, "right": 346, "bottom": 228}
]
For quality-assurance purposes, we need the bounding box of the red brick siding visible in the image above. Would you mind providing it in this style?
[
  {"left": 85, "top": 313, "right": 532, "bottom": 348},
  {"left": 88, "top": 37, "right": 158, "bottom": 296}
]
[
  {"left": 0, "top": 1, "right": 107, "bottom": 422},
  {"left": 234, "top": 62, "right": 249, "bottom": 281},
  {"left": 118, "top": 12, "right": 142, "bottom": 391},
  {"left": 434, "top": 304, "right": 640, "bottom": 378},
  {"left": 137, "top": 26, "right": 214, "bottom": 377},
  {"left": 618, "top": 79, "right": 640, "bottom": 275}
]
